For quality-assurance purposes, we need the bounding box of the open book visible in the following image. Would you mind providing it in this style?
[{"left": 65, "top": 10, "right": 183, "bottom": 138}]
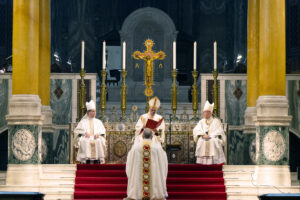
[{"left": 145, "top": 117, "right": 164, "bottom": 130}]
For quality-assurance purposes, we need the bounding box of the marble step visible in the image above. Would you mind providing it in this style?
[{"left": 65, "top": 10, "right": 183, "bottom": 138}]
[
  {"left": 226, "top": 186, "right": 300, "bottom": 193},
  {"left": 0, "top": 185, "right": 74, "bottom": 192},
  {"left": 227, "top": 193, "right": 258, "bottom": 200},
  {"left": 40, "top": 177, "right": 75, "bottom": 185},
  {"left": 42, "top": 164, "right": 76, "bottom": 172},
  {"left": 224, "top": 171, "right": 254, "bottom": 179},
  {"left": 223, "top": 165, "right": 256, "bottom": 172},
  {"left": 43, "top": 191, "right": 73, "bottom": 200},
  {"left": 225, "top": 178, "right": 256, "bottom": 186}
]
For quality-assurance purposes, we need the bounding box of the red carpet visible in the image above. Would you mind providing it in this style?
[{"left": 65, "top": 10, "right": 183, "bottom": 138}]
[{"left": 74, "top": 164, "right": 226, "bottom": 200}]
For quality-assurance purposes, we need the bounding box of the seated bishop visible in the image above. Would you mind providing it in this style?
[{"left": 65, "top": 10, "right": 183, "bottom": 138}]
[
  {"left": 135, "top": 97, "right": 165, "bottom": 144},
  {"left": 74, "top": 100, "right": 106, "bottom": 164},
  {"left": 193, "top": 101, "right": 226, "bottom": 165},
  {"left": 125, "top": 128, "right": 168, "bottom": 200}
]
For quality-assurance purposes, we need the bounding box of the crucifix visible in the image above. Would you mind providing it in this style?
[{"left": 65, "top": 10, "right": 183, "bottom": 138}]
[{"left": 133, "top": 39, "right": 166, "bottom": 98}]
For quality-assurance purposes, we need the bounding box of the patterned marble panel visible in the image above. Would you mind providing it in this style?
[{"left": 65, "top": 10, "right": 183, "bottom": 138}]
[
  {"left": 288, "top": 80, "right": 300, "bottom": 131},
  {"left": 256, "top": 126, "right": 289, "bottom": 165},
  {"left": 0, "top": 79, "right": 8, "bottom": 130},
  {"left": 243, "top": 133, "right": 256, "bottom": 165},
  {"left": 225, "top": 80, "right": 247, "bottom": 125},
  {"left": 8, "top": 125, "right": 40, "bottom": 164},
  {"left": 42, "top": 132, "right": 53, "bottom": 164},
  {"left": 227, "top": 130, "right": 244, "bottom": 164},
  {"left": 52, "top": 129, "right": 69, "bottom": 164},
  {"left": 50, "top": 79, "right": 72, "bottom": 125}
]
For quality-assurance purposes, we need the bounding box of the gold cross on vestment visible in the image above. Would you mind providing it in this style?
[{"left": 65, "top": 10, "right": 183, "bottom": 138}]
[{"left": 133, "top": 39, "right": 166, "bottom": 97}]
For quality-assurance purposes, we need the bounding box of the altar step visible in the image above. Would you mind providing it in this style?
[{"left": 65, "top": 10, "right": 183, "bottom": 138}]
[
  {"left": 224, "top": 165, "right": 300, "bottom": 200},
  {"left": 74, "top": 164, "right": 227, "bottom": 200},
  {"left": 0, "top": 164, "right": 299, "bottom": 200}
]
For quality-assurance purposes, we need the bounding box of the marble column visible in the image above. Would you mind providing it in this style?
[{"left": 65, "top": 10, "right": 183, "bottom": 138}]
[
  {"left": 253, "top": 0, "right": 292, "bottom": 187},
  {"left": 5, "top": 0, "right": 44, "bottom": 186},
  {"left": 39, "top": 0, "right": 54, "bottom": 164},
  {"left": 244, "top": 0, "right": 259, "bottom": 164}
]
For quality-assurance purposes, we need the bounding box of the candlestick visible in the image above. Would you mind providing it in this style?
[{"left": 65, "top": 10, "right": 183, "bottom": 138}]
[
  {"left": 193, "top": 41, "right": 197, "bottom": 70},
  {"left": 79, "top": 69, "right": 86, "bottom": 118},
  {"left": 100, "top": 70, "right": 107, "bottom": 119},
  {"left": 173, "top": 41, "right": 176, "bottom": 70},
  {"left": 120, "top": 70, "right": 127, "bottom": 120},
  {"left": 171, "top": 69, "right": 178, "bottom": 120},
  {"left": 102, "top": 41, "right": 106, "bottom": 70},
  {"left": 192, "top": 70, "right": 198, "bottom": 120},
  {"left": 214, "top": 41, "right": 217, "bottom": 70},
  {"left": 81, "top": 41, "right": 85, "bottom": 69},
  {"left": 122, "top": 41, "right": 126, "bottom": 70}
]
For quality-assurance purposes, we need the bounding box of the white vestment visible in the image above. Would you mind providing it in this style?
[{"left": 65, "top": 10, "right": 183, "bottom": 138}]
[
  {"left": 135, "top": 113, "right": 165, "bottom": 143},
  {"left": 193, "top": 117, "right": 226, "bottom": 164},
  {"left": 74, "top": 115, "right": 106, "bottom": 163},
  {"left": 125, "top": 135, "right": 168, "bottom": 200}
]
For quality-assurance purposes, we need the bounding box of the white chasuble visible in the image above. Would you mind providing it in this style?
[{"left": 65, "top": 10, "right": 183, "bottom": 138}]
[
  {"left": 125, "top": 138, "right": 168, "bottom": 200},
  {"left": 74, "top": 115, "right": 106, "bottom": 163},
  {"left": 135, "top": 113, "right": 165, "bottom": 143},
  {"left": 193, "top": 117, "right": 226, "bottom": 164}
]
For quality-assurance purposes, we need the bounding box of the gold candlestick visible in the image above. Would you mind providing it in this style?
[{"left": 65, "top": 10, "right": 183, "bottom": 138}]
[
  {"left": 192, "top": 70, "right": 198, "bottom": 120},
  {"left": 212, "top": 69, "right": 219, "bottom": 117},
  {"left": 171, "top": 69, "right": 178, "bottom": 120},
  {"left": 145, "top": 96, "right": 151, "bottom": 113},
  {"left": 79, "top": 69, "right": 86, "bottom": 119},
  {"left": 100, "top": 70, "right": 107, "bottom": 119},
  {"left": 120, "top": 70, "right": 127, "bottom": 120}
]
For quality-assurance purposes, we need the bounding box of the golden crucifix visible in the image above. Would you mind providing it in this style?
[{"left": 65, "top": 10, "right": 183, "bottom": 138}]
[{"left": 133, "top": 39, "right": 166, "bottom": 97}]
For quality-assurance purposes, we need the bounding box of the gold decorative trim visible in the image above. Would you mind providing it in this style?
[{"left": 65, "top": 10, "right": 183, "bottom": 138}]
[{"left": 142, "top": 142, "right": 151, "bottom": 200}]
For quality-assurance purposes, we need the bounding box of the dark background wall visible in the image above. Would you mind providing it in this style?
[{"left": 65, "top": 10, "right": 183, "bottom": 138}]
[{"left": 0, "top": 0, "right": 299, "bottom": 85}]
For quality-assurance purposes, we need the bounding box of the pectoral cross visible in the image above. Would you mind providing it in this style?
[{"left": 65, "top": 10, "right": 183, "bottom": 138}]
[{"left": 133, "top": 39, "right": 166, "bottom": 97}]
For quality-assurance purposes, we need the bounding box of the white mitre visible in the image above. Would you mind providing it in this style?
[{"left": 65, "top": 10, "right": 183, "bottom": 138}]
[
  {"left": 203, "top": 100, "right": 214, "bottom": 112},
  {"left": 86, "top": 100, "right": 96, "bottom": 111},
  {"left": 149, "top": 96, "right": 161, "bottom": 109}
]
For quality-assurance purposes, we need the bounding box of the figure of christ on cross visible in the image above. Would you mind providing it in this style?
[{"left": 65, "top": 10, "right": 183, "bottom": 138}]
[{"left": 132, "top": 39, "right": 166, "bottom": 97}]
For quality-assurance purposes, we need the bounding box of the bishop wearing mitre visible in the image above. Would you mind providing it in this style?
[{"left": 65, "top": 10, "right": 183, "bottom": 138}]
[
  {"left": 193, "top": 101, "right": 226, "bottom": 164},
  {"left": 74, "top": 100, "right": 106, "bottom": 164},
  {"left": 125, "top": 128, "right": 168, "bottom": 200},
  {"left": 135, "top": 96, "right": 165, "bottom": 144}
]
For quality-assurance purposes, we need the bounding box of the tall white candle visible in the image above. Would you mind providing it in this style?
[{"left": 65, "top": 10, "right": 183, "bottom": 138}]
[
  {"left": 81, "top": 41, "right": 85, "bottom": 69},
  {"left": 102, "top": 41, "right": 106, "bottom": 70},
  {"left": 122, "top": 41, "right": 126, "bottom": 70},
  {"left": 193, "top": 41, "right": 197, "bottom": 70},
  {"left": 173, "top": 41, "right": 176, "bottom": 70},
  {"left": 214, "top": 41, "right": 217, "bottom": 70}
]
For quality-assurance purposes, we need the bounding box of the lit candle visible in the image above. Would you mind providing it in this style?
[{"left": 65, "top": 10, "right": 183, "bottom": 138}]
[
  {"left": 173, "top": 41, "right": 176, "bottom": 70},
  {"left": 122, "top": 41, "right": 126, "bottom": 70},
  {"left": 102, "top": 41, "right": 106, "bottom": 70},
  {"left": 193, "top": 41, "right": 197, "bottom": 70},
  {"left": 214, "top": 41, "right": 217, "bottom": 70},
  {"left": 81, "top": 41, "right": 85, "bottom": 69}
]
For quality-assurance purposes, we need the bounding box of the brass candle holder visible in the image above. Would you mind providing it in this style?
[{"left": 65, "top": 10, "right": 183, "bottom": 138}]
[
  {"left": 171, "top": 69, "right": 178, "bottom": 120},
  {"left": 79, "top": 69, "right": 86, "bottom": 119},
  {"left": 100, "top": 70, "right": 107, "bottom": 119},
  {"left": 212, "top": 69, "right": 219, "bottom": 117},
  {"left": 192, "top": 70, "right": 198, "bottom": 120},
  {"left": 120, "top": 70, "right": 127, "bottom": 120}
]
